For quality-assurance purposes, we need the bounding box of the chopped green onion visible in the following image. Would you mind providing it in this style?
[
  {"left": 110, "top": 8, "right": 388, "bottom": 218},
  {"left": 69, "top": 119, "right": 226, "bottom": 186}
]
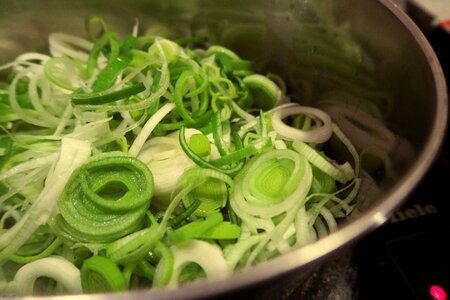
[
  {"left": 188, "top": 133, "right": 211, "bottom": 157},
  {"left": 71, "top": 82, "right": 146, "bottom": 105},
  {"left": 243, "top": 74, "right": 282, "bottom": 110},
  {"left": 170, "top": 199, "right": 201, "bottom": 228},
  {"left": 200, "top": 222, "right": 241, "bottom": 240},
  {"left": 152, "top": 241, "right": 174, "bottom": 287},
  {"left": 168, "top": 213, "right": 223, "bottom": 245},
  {"left": 9, "top": 238, "right": 62, "bottom": 264},
  {"left": 0, "top": 138, "right": 91, "bottom": 262},
  {"left": 179, "top": 126, "right": 243, "bottom": 176},
  {"left": 56, "top": 153, "right": 154, "bottom": 243},
  {"left": 0, "top": 17, "right": 382, "bottom": 295},
  {"left": 44, "top": 57, "right": 82, "bottom": 91},
  {"left": 81, "top": 256, "right": 127, "bottom": 293},
  {"left": 292, "top": 140, "right": 354, "bottom": 184}
]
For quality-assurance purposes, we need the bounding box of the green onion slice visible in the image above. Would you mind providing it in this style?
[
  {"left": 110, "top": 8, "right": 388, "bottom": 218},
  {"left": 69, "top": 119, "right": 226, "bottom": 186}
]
[
  {"left": 71, "top": 82, "right": 146, "bottom": 105},
  {"left": 271, "top": 104, "right": 332, "bottom": 144},
  {"left": 152, "top": 241, "right": 174, "bottom": 287},
  {"left": 179, "top": 126, "right": 243, "bottom": 176},
  {"left": 44, "top": 57, "right": 82, "bottom": 91},
  {"left": 242, "top": 74, "right": 282, "bottom": 110},
  {"left": 163, "top": 240, "right": 229, "bottom": 288},
  {"left": 292, "top": 140, "right": 354, "bottom": 184},
  {"left": 81, "top": 255, "right": 127, "bottom": 293},
  {"left": 168, "top": 213, "right": 223, "bottom": 245},
  {"left": 230, "top": 148, "right": 313, "bottom": 219},
  {"left": 56, "top": 152, "right": 154, "bottom": 243}
]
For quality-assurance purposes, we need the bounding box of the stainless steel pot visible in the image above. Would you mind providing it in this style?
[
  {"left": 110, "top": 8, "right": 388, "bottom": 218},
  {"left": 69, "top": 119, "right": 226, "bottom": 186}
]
[{"left": 0, "top": 0, "right": 447, "bottom": 299}]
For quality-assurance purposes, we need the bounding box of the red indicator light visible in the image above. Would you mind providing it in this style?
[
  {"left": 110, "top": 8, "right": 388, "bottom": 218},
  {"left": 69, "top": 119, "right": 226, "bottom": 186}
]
[
  {"left": 440, "top": 20, "right": 450, "bottom": 34},
  {"left": 430, "top": 285, "right": 447, "bottom": 300}
]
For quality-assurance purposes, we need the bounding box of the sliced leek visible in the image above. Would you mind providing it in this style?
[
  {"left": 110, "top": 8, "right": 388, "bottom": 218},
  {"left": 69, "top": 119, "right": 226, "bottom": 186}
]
[{"left": 0, "top": 16, "right": 391, "bottom": 296}]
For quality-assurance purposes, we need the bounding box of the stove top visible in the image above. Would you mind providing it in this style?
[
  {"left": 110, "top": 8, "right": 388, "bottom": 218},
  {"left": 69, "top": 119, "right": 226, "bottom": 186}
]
[{"left": 354, "top": 150, "right": 450, "bottom": 299}]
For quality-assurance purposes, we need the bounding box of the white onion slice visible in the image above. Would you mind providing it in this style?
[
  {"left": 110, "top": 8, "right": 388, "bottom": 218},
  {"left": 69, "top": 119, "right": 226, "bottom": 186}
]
[
  {"left": 272, "top": 105, "right": 332, "bottom": 144},
  {"left": 165, "top": 240, "right": 229, "bottom": 287}
]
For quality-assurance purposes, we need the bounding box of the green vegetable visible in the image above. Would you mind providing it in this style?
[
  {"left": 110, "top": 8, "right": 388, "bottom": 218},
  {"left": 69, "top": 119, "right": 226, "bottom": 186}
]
[
  {"left": 81, "top": 256, "right": 127, "bottom": 293},
  {"left": 168, "top": 213, "right": 223, "bottom": 245},
  {"left": 72, "top": 82, "right": 146, "bottom": 105},
  {"left": 188, "top": 133, "right": 211, "bottom": 157},
  {"left": 55, "top": 152, "right": 154, "bottom": 243},
  {"left": 0, "top": 15, "right": 387, "bottom": 296}
]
